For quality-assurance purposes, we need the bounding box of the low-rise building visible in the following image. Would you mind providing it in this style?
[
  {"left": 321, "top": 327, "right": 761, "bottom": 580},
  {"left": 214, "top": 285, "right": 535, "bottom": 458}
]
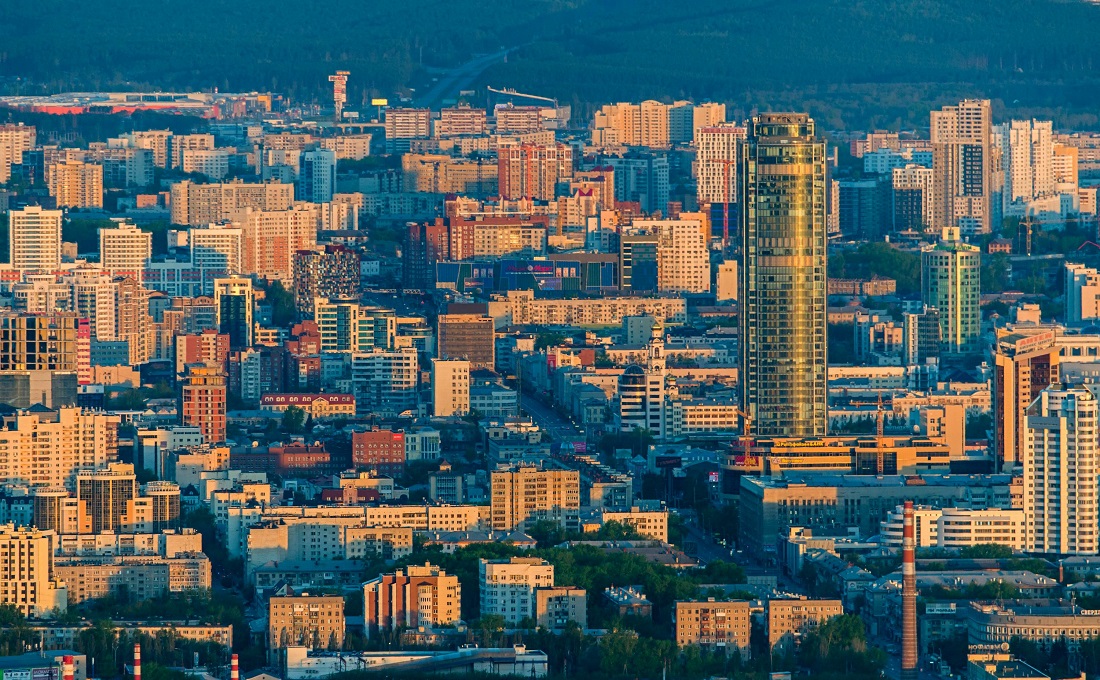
[
  {"left": 268, "top": 594, "right": 346, "bottom": 657},
  {"left": 55, "top": 554, "right": 211, "bottom": 604},
  {"left": 767, "top": 598, "right": 843, "bottom": 655},
  {"left": 535, "top": 587, "right": 587, "bottom": 631},
  {"left": 674, "top": 599, "right": 751, "bottom": 657}
]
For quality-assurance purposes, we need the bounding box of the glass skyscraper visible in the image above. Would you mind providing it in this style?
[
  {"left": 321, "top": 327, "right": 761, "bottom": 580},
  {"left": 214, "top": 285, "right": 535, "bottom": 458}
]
[{"left": 739, "top": 113, "right": 828, "bottom": 437}]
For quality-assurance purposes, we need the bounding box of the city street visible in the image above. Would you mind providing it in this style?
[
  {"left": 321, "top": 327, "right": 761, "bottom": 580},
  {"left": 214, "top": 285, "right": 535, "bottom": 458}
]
[{"left": 520, "top": 393, "right": 585, "bottom": 444}]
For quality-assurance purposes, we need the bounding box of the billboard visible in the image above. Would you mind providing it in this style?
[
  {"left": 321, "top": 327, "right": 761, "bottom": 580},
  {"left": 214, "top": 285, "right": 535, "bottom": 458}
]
[{"left": 371, "top": 98, "right": 389, "bottom": 106}]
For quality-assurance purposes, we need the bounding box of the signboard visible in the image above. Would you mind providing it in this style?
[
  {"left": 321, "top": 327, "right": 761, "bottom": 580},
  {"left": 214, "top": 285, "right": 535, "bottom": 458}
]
[
  {"left": 655, "top": 455, "right": 681, "bottom": 469},
  {"left": 5, "top": 670, "right": 32, "bottom": 680},
  {"left": 708, "top": 471, "right": 720, "bottom": 483},
  {"left": 371, "top": 98, "right": 389, "bottom": 106},
  {"left": 925, "top": 602, "right": 956, "bottom": 615},
  {"left": 573, "top": 441, "right": 587, "bottom": 453}
]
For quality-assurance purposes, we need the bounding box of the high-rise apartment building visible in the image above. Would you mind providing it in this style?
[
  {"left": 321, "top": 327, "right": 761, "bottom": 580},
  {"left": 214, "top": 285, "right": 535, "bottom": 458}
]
[
  {"left": 0, "top": 524, "right": 67, "bottom": 617},
  {"left": 490, "top": 466, "right": 580, "bottom": 532},
  {"left": 695, "top": 124, "right": 746, "bottom": 227},
  {"left": 46, "top": 160, "right": 104, "bottom": 209},
  {"left": 180, "top": 362, "right": 227, "bottom": 444},
  {"left": 293, "top": 245, "right": 361, "bottom": 318},
  {"left": 0, "top": 407, "right": 120, "bottom": 489},
  {"left": 994, "top": 330, "right": 1059, "bottom": 472},
  {"left": 63, "top": 266, "right": 116, "bottom": 342},
  {"left": 497, "top": 141, "right": 573, "bottom": 201},
  {"left": 168, "top": 180, "right": 295, "bottom": 226},
  {"left": 626, "top": 218, "right": 711, "bottom": 294},
  {"left": 214, "top": 277, "right": 253, "bottom": 350},
  {"left": 921, "top": 228, "right": 981, "bottom": 355},
  {"left": 479, "top": 558, "right": 554, "bottom": 626},
  {"left": 767, "top": 599, "right": 843, "bottom": 655},
  {"left": 931, "top": 99, "right": 993, "bottom": 235},
  {"left": 169, "top": 134, "right": 215, "bottom": 169},
  {"left": 1066, "top": 263, "right": 1100, "bottom": 326},
  {"left": 315, "top": 299, "right": 396, "bottom": 354},
  {"left": 437, "top": 313, "right": 495, "bottom": 370},
  {"left": 436, "top": 107, "right": 487, "bottom": 138},
  {"left": 431, "top": 358, "right": 470, "bottom": 418},
  {"left": 0, "top": 123, "right": 36, "bottom": 183},
  {"left": 999, "top": 119, "right": 1054, "bottom": 208},
  {"left": 238, "top": 206, "right": 318, "bottom": 284},
  {"left": 180, "top": 148, "right": 230, "bottom": 180},
  {"left": 363, "top": 564, "right": 461, "bottom": 636},
  {"left": 10, "top": 206, "right": 63, "bottom": 273},
  {"left": 740, "top": 113, "right": 828, "bottom": 437},
  {"left": 76, "top": 462, "right": 137, "bottom": 534},
  {"left": 0, "top": 312, "right": 80, "bottom": 372},
  {"left": 99, "top": 221, "right": 152, "bottom": 282},
  {"left": 189, "top": 224, "right": 244, "bottom": 294},
  {"left": 1024, "top": 385, "right": 1099, "bottom": 554},
  {"left": 129, "top": 130, "right": 172, "bottom": 168},
  {"left": 12, "top": 275, "right": 72, "bottom": 313},
  {"left": 384, "top": 108, "right": 431, "bottom": 151},
  {"left": 495, "top": 106, "right": 544, "bottom": 135},
  {"left": 351, "top": 348, "right": 418, "bottom": 416}
]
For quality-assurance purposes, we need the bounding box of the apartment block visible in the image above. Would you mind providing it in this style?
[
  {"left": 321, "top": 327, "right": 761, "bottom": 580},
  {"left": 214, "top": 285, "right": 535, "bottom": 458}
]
[
  {"left": 0, "top": 524, "right": 67, "bottom": 617},
  {"left": 490, "top": 467, "right": 580, "bottom": 532},
  {"left": 479, "top": 557, "right": 554, "bottom": 626},
  {"left": 9, "top": 206, "right": 63, "bottom": 273},
  {"left": 767, "top": 599, "right": 843, "bottom": 655},
  {"left": 0, "top": 407, "right": 120, "bottom": 489},
  {"left": 363, "top": 564, "right": 461, "bottom": 636},
  {"left": 168, "top": 180, "right": 294, "bottom": 226},
  {"left": 55, "top": 554, "right": 211, "bottom": 603},
  {"left": 535, "top": 587, "right": 587, "bottom": 631},
  {"left": 268, "top": 594, "right": 345, "bottom": 653},
  {"left": 674, "top": 600, "right": 751, "bottom": 657},
  {"left": 46, "top": 160, "right": 103, "bottom": 209}
]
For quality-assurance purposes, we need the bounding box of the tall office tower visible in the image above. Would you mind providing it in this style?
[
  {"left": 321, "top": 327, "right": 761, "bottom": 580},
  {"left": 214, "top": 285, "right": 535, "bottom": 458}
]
[
  {"left": 180, "top": 362, "right": 227, "bottom": 444},
  {"left": 617, "top": 322, "right": 667, "bottom": 438},
  {"left": 892, "top": 164, "right": 935, "bottom": 232},
  {"left": 99, "top": 220, "right": 152, "bottom": 282},
  {"left": 169, "top": 134, "right": 215, "bottom": 169},
  {"left": 498, "top": 141, "right": 573, "bottom": 201},
  {"left": 0, "top": 525, "right": 66, "bottom": 618},
  {"left": 837, "top": 177, "right": 892, "bottom": 240},
  {"left": 436, "top": 107, "right": 487, "bottom": 138},
  {"left": 902, "top": 307, "right": 941, "bottom": 366},
  {"left": 9, "top": 206, "right": 63, "bottom": 273},
  {"left": 46, "top": 160, "right": 104, "bottom": 209},
  {"left": 739, "top": 113, "right": 828, "bottom": 437},
  {"left": 437, "top": 313, "right": 495, "bottom": 370},
  {"left": 619, "top": 233, "right": 660, "bottom": 292},
  {"left": 1025, "top": 385, "right": 1099, "bottom": 554},
  {"left": 129, "top": 130, "right": 172, "bottom": 168},
  {"left": 12, "top": 275, "right": 72, "bottom": 313},
  {"left": 999, "top": 119, "right": 1054, "bottom": 208},
  {"left": 76, "top": 462, "right": 137, "bottom": 534},
  {"left": 431, "top": 358, "right": 470, "bottom": 418},
  {"left": 921, "top": 228, "right": 981, "bottom": 355},
  {"left": 0, "top": 123, "right": 36, "bottom": 183},
  {"left": 994, "top": 330, "right": 1060, "bottom": 472},
  {"left": 696, "top": 124, "right": 747, "bottom": 243},
  {"left": 293, "top": 245, "right": 361, "bottom": 318},
  {"left": 931, "top": 99, "right": 993, "bottom": 235},
  {"left": 214, "top": 277, "right": 253, "bottom": 350},
  {"left": 298, "top": 148, "right": 336, "bottom": 203},
  {"left": 0, "top": 312, "right": 80, "bottom": 371}
]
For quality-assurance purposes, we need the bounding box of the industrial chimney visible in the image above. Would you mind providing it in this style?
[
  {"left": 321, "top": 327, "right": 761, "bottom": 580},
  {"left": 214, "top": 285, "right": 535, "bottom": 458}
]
[
  {"left": 902, "top": 500, "right": 918, "bottom": 680},
  {"left": 231, "top": 654, "right": 239, "bottom": 680},
  {"left": 62, "top": 656, "right": 74, "bottom": 680},
  {"left": 133, "top": 644, "right": 141, "bottom": 680}
]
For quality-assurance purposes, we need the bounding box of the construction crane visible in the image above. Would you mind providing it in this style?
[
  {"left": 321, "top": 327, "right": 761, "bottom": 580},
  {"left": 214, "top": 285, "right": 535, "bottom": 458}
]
[
  {"left": 876, "top": 393, "right": 886, "bottom": 475},
  {"left": 730, "top": 406, "right": 754, "bottom": 468},
  {"left": 711, "top": 159, "right": 738, "bottom": 247}
]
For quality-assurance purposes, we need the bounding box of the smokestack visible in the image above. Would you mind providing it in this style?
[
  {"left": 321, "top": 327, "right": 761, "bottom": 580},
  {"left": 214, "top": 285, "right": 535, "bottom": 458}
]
[
  {"left": 902, "top": 501, "right": 918, "bottom": 680},
  {"left": 231, "top": 654, "right": 239, "bottom": 680},
  {"left": 63, "top": 656, "right": 74, "bottom": 680},
  {"left": 133, "top": 644, "right": 142, "bottom": 680}
]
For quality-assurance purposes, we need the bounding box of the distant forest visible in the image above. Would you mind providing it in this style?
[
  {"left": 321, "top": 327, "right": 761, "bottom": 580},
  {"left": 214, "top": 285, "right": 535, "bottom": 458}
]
[{"left": 3, "top": 0, "right": 1100, "bottom": 129}]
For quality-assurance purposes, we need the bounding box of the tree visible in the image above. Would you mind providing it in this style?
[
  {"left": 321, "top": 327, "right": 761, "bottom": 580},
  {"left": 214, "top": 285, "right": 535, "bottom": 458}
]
[
  {"left": 282, "top": 406, "right": 307, "bottom": 434},
  {"left": 800, "top": 614, "right": 885, "bottom": 674},
  {"left": 266, "top": 280, "right": 297, "bottom": 327},
  {"left": 959, "top": 544, "right": 1014, "bottom": 559}
]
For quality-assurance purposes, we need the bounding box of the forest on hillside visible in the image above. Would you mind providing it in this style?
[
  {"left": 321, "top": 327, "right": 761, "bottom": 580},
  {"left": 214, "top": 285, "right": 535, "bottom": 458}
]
[{"left": 2, "top": 0, "right": 1100, "bottom": 129}]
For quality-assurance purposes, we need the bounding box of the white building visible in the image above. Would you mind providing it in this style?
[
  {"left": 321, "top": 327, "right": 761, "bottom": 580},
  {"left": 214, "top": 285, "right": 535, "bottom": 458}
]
[
  {"left": 880, "top": 505, "right": 1025, "bottom": 550},
  {"left": 180, "top": 148, "right": 230, "bottom": 180},
  {"left": 695, "top": 124, "right": 746, "bottom": 208},
  {"left": 999, "top": 119, "right": 1054, "bottom": 208},
  {"left": 0, "top": 524, "right": 67, "bottom": 617},
  {"left": 0, "top": 407, "right": 120, "bottom": 489},
  {"left": 99, "top": 220, "right": 152, "bottom": 282},
  {"left": 299, "top": 149, "right": 337, "bottom": 203},
  {"left": 351, "top": 348, "right": 419, "bottom": 417},
  {"left": 479, "top": 557, "right": 554, "bottom": 625},
  {"left": 9, "top": 206, "right": 63, "bottom": 273},
  {"left": 1025, "top": 385, "right": 1099, "bottom": 554},
  {"left": 431, "top": 359, "right": 470, "bottom": 418},
  {"left": 1066, "top": 263, "right": 1100, "bottom": 326},
  {"left": 625, "top": 218, "right": 711, "bottom": 294}
]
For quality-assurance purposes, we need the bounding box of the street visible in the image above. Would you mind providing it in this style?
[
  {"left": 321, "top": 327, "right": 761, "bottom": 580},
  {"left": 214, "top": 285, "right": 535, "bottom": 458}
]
[
  {"left": 520, "top": 393, "right": 585, "bottom": 444},
  {"left": 414, "top": 48, "right": 515, "bottom": 109}
]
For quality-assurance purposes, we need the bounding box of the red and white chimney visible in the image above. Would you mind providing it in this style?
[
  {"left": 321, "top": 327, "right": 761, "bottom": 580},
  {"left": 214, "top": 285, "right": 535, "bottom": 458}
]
[
  {"left": 231, "top": 654, "right": 239, "bottom": 680},
  {"left": 62, "top": 656, "right": 74, "bottom": 680},
  {"left": 133, "top": 644, "right": 142, "bottom": 680},
  {"left": 901, "top": 501, "right": 918, "bottom": 680}
]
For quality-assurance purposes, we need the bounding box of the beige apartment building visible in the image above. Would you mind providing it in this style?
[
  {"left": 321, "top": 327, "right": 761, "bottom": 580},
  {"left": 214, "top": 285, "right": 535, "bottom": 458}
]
[
  {"left": 535, "top": 587, "right": 587, "bottom": 631},
  {"left": 268, "top": 594, "right": 346, "bottom": 654},
  {"left": 46, "top": 160, "right": 103, "bottom": 209},
  {"left": 55, "top": 554, "right": 211, "bottom": 604},
  {"left": 767, "top": 598, "right": 843, "bottom": 655},
  {"left": 0, "top": 123, "right": 36, "bottom": 183},
  {"left": 479, "top": 557, "right": 555, "bottom": 625},
  {"left": 0, "top": 407, "right": 120, "bottom": 489},
  {"left": 9, "top": 206, "right": 63, "bottom": 273},
  {"left": 0, "top": 524, "right": 67, "bottom": 617},
  {"left": 598, "top": 509, "right": 669, "bottom": 542},
  {"left": 498, "top": 289, "right": 687, "bottom": 327},
  {"left": 490, "top": 467, "right": 580, "bottom": 532},
  {"left": 674, "top": 600, "right": 751, "bottom": 657},
  {"left": 169, "top": 180, "right": 294, "bottom": 226}
]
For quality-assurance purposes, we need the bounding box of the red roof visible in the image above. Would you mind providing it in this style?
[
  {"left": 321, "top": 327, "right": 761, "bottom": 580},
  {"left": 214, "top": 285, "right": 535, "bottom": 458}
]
[{"left": 260, "top": 393, "right": 354, "bottom": 405}]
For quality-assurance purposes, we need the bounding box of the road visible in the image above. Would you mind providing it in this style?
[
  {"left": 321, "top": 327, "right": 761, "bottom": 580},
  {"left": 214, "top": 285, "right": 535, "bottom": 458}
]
[
  {"left": 414, "top": 48, "right": 514, "bottom": 109},
  {"left": 520, "top": 393, "right": 584, "bottom": 444}
]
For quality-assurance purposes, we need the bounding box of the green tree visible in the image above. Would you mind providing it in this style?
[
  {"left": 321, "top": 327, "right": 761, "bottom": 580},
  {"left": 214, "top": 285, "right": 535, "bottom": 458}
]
[
  {"left": 799, "top": 614, "right": 885, "bottom": 674},
  {"left": 959, "top": 544, "right": 1014, "bottom": 559},
  {"left": 282, "top": 406, "right": 307, "bottom": 434},
  {"left": 265, "top": 280, "right": 297, "bottom": 327}
]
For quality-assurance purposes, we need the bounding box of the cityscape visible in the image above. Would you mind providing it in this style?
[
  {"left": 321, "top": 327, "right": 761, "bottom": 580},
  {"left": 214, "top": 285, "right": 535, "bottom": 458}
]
[{"left": 3, "top": 4, "right": 1100, "bottom": 680}]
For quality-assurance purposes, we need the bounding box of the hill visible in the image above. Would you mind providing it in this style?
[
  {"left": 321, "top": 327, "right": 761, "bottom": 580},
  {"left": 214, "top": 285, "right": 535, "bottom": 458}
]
[{"left": 2, "top": 0, "right": 1100, "bottom": 129}]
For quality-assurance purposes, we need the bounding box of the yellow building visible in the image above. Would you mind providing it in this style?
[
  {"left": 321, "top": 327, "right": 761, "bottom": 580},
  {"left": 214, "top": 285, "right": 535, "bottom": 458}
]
[
  {"left": 674, "top": 600, "right": 751, "bottom": 657},
  {"left": 46, "top": 160, "right": 103, "bottom": 209},
  {"left": 268, "top": 595, "right": 345, "bottom": 655},
  {"left": 490, "top": 467, "right": 580, "bottom": 532},
  {"left": 767, "top": 598, "right": 843, "bottom": 655},
  {"left": 0, "top": 524, "right": 67, "bottom": 618}
]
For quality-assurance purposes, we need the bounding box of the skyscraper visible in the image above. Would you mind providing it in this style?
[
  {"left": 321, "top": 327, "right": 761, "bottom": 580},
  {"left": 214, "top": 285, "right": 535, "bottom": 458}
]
[
  {"left": 993, "top": 330, "right": 1059, "bottom": 472},
  {"left": 298, "top": 148, "right": 336, "bottom": 203},
  {"left": 9, "top": 206, "right": 62, "bottom": 273},
  {"left": 1024, "top": 384, "right": 1099, "bottom": 555},
  {"left": 739, "top": 113, "right": 827, "bottom": 437},
  {"left": 214, "top": 277, "right": 254, "bottom": 350},
  {"left": 921, "top": 228, "right": 981, "bottom": 355},
  {"left": 931, "top": 99, "right": 993, "bottom": 235}
]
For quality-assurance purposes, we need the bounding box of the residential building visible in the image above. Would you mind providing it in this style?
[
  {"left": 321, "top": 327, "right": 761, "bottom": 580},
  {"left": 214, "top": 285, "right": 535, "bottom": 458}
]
[
  {"left": 268, "top": 594, "right": 346, "bottom": 654},
  {"left": 431, "top": 359, "right": 470, "bottom": 418},
  {"left": 351, "top": 348, "right": 419, "bottom": 416},
  {"left": 490, "top": 467, "right": 580, "bottom": 532},
  {"left": 674, "top": 600, "right": 751, "bottom": 657},
  {"left": 767, "top": 599, "right": 843, "bottom": 655},
  {"left": 298, "top": 148, "right": 336, "bottom": 203},
  {"left": 9, "top": 206, "right": 62, "bottom": 273},
  {"left": 993, "top": 330, "right": 1059, "bottom": 471},
  {"left": 168, "top": 180, "right": 294, "bottom": 226},
  {"left": 237, "top": 205, "right": 318, "bottom": 284},
  {"left": 180, "top": 362, "right": 227, "bottom": 444},
  {"left": 921, "top": 228, "right": 981, "bottom": 354},
  {"left": 479, "top": 557, "right": 554, "bottom": 626},
  {"left": 0, "top": 524, "right": 67, "bottom": 617},
  {"left": 1024, "top": 384, "right": 1099, "bottom": 554},
  {"left": 436, "top": 107, "right": 487, "bottom": 138},
  {"left": 293, "top": 245, "right": 361, "bottom": 318},
  {"left": 76, "top": 463, "right": 137, "bottom": 534},
  {"left": 56, "top": 554, "right": 211, "bottom": 604},
  {"left": 498, "top": 141, "right": 573, "bottom": 201},
  {"left": 384, "top": 109, "right": 431, "bottom": 144},
  {"left": 879, "top": 505, "right": 1025, "bottom": 551},
  {"left": 740, "top": 113, "right": 827, "bottom": 437},
  {"left": 352, "top": 430, "right": 406, "bottom": 477},
  {"left": 46, "top": 160, "right": 103, "bottom": 209},
  {"left": 695, "top": 124, "right": 745, "bottom": 231},
  {"left": 892, "top": 164, "right": 935, "bottom": 233},
  {"left": 98, "top": 221, "right": 152, "bottom": 282},
  {"left": 535, "top": 587, "right": 587, "bottom": 631},
  {"left": 931, "top": 99, "right": 993, "bottom": 234},
  {"left": 1066, "top": 263, "right": 1100, "bottom": 325},
  {"left": 363, "top": 564, "right": 461, "bottom": 637},
  {"left": 0, "top": 407, "right": 120, "bottom": 489},
  {"left": 0, "top": 123, "right": 36, "bottom": 183},
  {"left": 437, "top": 314, "right": 495, "bottom": 370},
  {"left": 214, "top": 277, "right": 253, "bottom": 350}
]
